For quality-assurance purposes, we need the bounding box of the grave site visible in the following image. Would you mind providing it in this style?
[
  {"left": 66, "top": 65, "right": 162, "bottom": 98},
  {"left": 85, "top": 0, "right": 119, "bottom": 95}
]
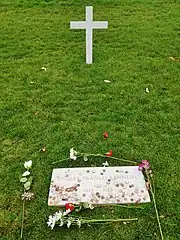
[{"left": 0, "top": 1, "right": 179, "bottom": 240}]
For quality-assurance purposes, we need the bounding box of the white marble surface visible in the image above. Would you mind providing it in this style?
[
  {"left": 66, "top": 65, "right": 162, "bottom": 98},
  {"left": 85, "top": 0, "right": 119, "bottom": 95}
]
[{"left": 48, "top": 166, "right": 150, "bottom": 206}]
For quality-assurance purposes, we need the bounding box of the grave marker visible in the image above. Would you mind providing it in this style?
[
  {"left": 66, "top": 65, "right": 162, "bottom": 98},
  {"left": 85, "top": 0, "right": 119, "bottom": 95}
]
[{"left": 48, "top": 166, "right": 150, "bottom": 206}]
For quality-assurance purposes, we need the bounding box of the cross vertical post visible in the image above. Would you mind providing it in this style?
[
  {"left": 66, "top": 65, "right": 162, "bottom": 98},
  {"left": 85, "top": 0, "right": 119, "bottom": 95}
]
[{"left": 86, "top": 6, "right": 93, "bottom": 64}]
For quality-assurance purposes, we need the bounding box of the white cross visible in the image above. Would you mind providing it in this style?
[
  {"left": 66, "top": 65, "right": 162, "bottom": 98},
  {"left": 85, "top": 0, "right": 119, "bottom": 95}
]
[{"left": 70, "top": 6, "right": 108, "bottom": 64}]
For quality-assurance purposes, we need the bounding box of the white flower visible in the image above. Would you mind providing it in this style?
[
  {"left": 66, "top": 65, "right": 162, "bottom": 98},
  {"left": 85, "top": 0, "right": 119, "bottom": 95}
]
[
  {"left": 88, "top": 203, "right": 94, "bottom": 210},
  {"left": 63, "top": 209, "right": 71, "bottom": 216},
  {"left": 21, "top": 192, "right": 34, "bottom": 201},
  {"left": 70, "top": 148, "right": 77, "bottom": 160},
  {"left": 102, "top": 161, "right": 109, "bottom": 167},
  {"left": 47, "top": 215, "right": 53, "bottom": 227},
  {"left": 67, "top": 218, "right": 72, "bottom": 228},
  {"left": 55, "top": 211, "right": 63, "bottom": 221},
  {"left": 83, "top": 156, "right": 88, "bottom": 162},
  {"left": 59, "top": 219, "right": 64, "bottom": 227},
  {"left": 77, "top": 219, "right": 82, "bottom": 228},
  {"left": 22, "top": 171, "right": 30, "bottom": 177},
  {"left": 24, "top": 160, "right": 32, "bottom": 170},
  {"left": 145, "top": 87, "right": 149, "bottom": 93},
  {"left": 47, "top": 215, "right": 57, "bottom": 230}
]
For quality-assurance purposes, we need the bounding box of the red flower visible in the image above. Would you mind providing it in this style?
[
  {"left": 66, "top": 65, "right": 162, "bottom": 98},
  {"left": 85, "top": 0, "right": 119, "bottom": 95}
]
[
  {"left": 103, "top": 131, "right": 109, "bottom": 139},
  {"left": 105, "top": 150, "right": 113, "bottom": 157},
  {"left": 65, "top": 203, "right": 75, "bottom": 212}
]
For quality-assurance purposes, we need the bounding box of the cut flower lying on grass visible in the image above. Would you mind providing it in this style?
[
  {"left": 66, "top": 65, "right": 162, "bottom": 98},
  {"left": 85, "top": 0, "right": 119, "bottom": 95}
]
[
  {"left": 138, "top": 160, "right": 164, "bottom": 240},
  {"left": 62, "top": 148, "right": 137, "bottom": 165},
  {"left": 20, "top": 161, "right": 34, "bottom": 238},
  {"left": 47, "top": 206, "right": 138, "bottom": 229}
]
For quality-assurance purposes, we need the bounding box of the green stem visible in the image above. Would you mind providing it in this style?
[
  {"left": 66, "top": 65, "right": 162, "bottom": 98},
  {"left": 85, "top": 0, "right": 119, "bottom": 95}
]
[
  {"left": 20, "top": 201, "right": 25, "bottom": 239},
  {"left": 79, "top": 153, "right": 137, "bottom": 165},
  {"left": 53, "top": 158, "right": 69, "bottom": 164},
  {"left": 112, "top": 204, "right": 144, "bottom": 209},
  {"left": 150, "top": 184, "right": 164, "bottom": 240},
  {"left": 146, "top": 171, "right": 164, "bottom": 240},
  {"left": 52, "top": 153, "right": 137, "bottom": 165},
  {"left": 82, "top": 218, "right": 138, "bottom": 223}
]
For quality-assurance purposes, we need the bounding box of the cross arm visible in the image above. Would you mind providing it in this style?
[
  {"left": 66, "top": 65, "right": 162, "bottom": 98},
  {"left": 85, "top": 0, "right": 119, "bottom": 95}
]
[
  {"left": 70, "top": 21, "right": 87, "bottom": 29},
  {"left": 92, "top": 21, "right": 108, "bottom": 29}
]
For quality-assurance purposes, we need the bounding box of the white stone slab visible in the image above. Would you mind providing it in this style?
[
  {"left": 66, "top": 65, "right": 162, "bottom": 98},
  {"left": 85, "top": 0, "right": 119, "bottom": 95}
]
[{"left": 48, "top": 166, "right": 150, "bottom": 206}]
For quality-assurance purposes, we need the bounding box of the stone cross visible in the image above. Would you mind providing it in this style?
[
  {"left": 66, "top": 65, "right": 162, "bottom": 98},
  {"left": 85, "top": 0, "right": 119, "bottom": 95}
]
[{"left": 70, "top": 6, "right": 108, "bottom": 64}]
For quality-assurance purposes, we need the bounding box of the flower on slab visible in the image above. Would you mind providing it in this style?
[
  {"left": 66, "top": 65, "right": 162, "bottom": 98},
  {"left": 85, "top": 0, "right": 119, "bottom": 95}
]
[
  {"left": 22, "top": 171, "right": 31, "bottom": 177},
  {"left": 24, "top": 160, "right": 32, "bottom": 170},
  {"left": 105, "top": 150, "right": 113, "bottom": 157},
  {"left": 102, "top": 161, "right": 109, "bottom": 167},
  {"left": 70, "top": 148, "right": 78, "bottom": 160}
]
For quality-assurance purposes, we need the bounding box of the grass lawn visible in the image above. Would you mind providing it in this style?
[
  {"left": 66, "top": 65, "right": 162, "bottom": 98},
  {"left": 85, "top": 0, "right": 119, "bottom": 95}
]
[{"left": 0, "top": 0, "right": 179, "bottom": 239}]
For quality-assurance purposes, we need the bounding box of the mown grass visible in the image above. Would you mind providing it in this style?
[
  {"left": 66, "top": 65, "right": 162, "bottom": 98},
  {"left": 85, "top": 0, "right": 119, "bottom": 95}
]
[{"left": 0, "top": 0, "right": 179, "bottom": 239}]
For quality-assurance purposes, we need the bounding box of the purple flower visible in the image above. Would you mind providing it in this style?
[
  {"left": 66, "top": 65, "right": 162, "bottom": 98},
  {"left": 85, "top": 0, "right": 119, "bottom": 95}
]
[
  {"left": 138, "top": 160, "right": 150, "bottom": 171},
  {"left": 138, "top": 163, "right": 144, "bottom": 171},
  {"left": 141, "top": 160, "right": 150, "bottom": 169}
]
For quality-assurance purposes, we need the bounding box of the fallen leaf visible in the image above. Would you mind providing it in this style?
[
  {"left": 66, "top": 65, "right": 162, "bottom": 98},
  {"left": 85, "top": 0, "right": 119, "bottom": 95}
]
[
  {"left": 145, "top": 87, "right": 149, "bottom": 93},
  {"left": 103, "top": 131, "right": 109, "bottom": 139},
  {"left": 104, "top": 80, "right": 111, "bottom": 83},
  {"left": 169, "top": 56, "right": 175, "bottom": 60},
  {"left": 41, "top": 67, "right": 47, "bottom": 71},
  {"left": 40, "top": 146, "right": 46, "bottom": 152}
]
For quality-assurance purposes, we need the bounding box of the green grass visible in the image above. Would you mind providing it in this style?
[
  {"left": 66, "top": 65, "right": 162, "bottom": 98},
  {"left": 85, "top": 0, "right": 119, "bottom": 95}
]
[{"left": 0, "top": 0, "right": 180, "bottom": 239}]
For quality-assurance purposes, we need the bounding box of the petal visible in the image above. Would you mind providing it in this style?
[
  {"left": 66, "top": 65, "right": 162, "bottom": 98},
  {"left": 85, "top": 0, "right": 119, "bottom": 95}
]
[{"left": 22, "top": 171, "right": 31, "bottom": 177}]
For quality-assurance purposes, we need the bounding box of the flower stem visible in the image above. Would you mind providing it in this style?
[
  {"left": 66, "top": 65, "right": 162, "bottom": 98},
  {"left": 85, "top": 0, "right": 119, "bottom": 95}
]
[
  {"left": 82, "top": 218, "right": 138, "bottom": 223},
  {"left": 53, "top": 158, "right": 69, "bottom": 164},
  {"left": 146, "top": 171, "right": 164, "bottom": 240},
  {"left": 150, "top": 184, "right": 164, "bottom": 240},
  {"left": 20, "top": 201, "right": 25, "bottom": 239},
  {"left": 79, "top": 153, "right": 137, "bottom": 165},
  {"left": 112, "top": 204, "right": 144, "bottom": 209}
]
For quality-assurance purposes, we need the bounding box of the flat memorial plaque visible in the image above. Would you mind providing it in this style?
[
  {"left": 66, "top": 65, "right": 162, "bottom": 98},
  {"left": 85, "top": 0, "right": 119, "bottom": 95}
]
[{"left": 48, "top": 166, "right": 150, "bottom": 206}]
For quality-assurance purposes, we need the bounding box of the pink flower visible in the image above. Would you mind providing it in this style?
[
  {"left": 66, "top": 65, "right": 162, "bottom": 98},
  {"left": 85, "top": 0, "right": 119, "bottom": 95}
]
[
  {"left": 138, "top": 163, "right": 144, "bottom": 171},
  {"left": 142, "top": 160, "right": 150, "bottom": 169},
  {"left": 138, "top": 160, "right": 150, "bottom": 170}
]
